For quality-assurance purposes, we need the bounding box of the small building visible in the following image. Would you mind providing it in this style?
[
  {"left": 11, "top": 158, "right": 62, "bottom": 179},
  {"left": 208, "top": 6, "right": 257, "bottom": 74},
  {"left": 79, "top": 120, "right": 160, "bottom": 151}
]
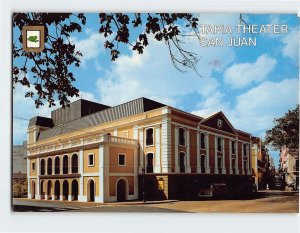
[
  {"left": 13, "top": 141, "right": 27, "bottom": 197},
  {"left": 26, "top": 98, "right": 254, "bottom": 202},
  {"left": 280, "top": 147, "right": 299, "bottom": 190}
]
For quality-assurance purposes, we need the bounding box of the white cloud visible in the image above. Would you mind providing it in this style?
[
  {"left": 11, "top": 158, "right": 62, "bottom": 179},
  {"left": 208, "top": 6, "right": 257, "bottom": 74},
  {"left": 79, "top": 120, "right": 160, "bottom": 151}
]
[
  {"left": 71, "top": 32, "right": 106, "bottom": 66},
  {"left": 224, "top": 54, "right": 277, "bottom": 89},
  {"left": 281, "top": 28, "right": 299, "bottom": 62},
  {"left": 231, "top": 78, "right": 298, "bottom": 133},
  {"left": 191, "top": 78, "right": 298, "bottom": 137}
]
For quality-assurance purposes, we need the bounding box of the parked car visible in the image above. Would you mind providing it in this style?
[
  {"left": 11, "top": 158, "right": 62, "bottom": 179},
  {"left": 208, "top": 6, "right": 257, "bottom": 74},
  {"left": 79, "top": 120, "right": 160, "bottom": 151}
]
[{"left": 198, "top": 183, "right": 228, "bottom": 199}]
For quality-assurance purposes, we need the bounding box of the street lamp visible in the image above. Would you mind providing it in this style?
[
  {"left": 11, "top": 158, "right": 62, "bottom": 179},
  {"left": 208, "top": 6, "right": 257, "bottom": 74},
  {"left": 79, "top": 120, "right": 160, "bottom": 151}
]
[{"left": 142, "top": 167, "right": 146, "bottom": 202}]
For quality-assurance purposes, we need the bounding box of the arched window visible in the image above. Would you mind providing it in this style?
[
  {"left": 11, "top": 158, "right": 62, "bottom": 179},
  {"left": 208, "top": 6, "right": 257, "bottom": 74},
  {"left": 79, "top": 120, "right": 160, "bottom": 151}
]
[
  {"left": 179, "top": 152, "right": 186, "bottom": 173},
  {"left": 218, "top": 156, "right": 222, "bottom": 174},
  {"left": 71, "top": 154, "right": 78, "bottom": 174},
  {"left": 179, "top": 128, "right": 186, "bottom": 146},
  {"left": 63, "top": 155, "right": 68, "bottom": 174},
  {"left": 232, "top": 141, "right": 236, "bottom": 154},
  {"left": 54, "top": 180, "right": 60, "bottom": 200},
  {"left": 200, "top": 133, "right": 206, "bottom": 149},
  {"left": 200, "top": 155, "right": 206, "bottom": 173},
  {"left": 47, "top": 157, "right": 52, "bottom": 175},
  {"left": 55, "top": 156, "right": 60, "bottom": 174},
  {"left": 146, "top": 153, "right": 154, "bottom": 173},
  {"left": 40, "top": 159, "right": 45, "bottom": 175},
  {"left": 145, "top": 128, "right": 154, "bottom": 146}
]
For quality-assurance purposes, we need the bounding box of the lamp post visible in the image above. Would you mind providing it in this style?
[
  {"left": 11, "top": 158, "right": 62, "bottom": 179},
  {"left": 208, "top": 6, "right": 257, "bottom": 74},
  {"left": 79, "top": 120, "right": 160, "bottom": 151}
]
[{"left": 142, "top": 167, "right": 146, "bottom": 202}]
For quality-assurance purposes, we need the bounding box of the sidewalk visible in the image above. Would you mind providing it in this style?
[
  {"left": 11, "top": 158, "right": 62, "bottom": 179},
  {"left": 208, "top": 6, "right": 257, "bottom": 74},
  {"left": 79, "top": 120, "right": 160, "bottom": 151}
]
[{"left": 13, "top": 198, "right": 178, "bottom": 209}]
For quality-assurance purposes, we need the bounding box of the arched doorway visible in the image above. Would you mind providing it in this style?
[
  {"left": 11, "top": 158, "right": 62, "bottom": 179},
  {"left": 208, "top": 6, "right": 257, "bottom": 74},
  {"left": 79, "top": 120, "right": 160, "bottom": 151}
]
[
  {"left": 87, "top": 179, "right": 95, "bottom": 202},
  {"left": 71, "top": 179, "right": 78, "bottom": 201},
  {"left": 232, "top": 158, "right": 236, "bottom": 175},
  {"left": 47, "top": 180, "right": 52, "bottom": 200},
  {"left": 40, "top": 180, "right": 45, "bottom": 199},
  {"left": 31, "top": 180, "right": 36, "bottom": 199},
  {"left": 63, "top": 180, "right": 69, "bottom": 200},
  {"left": 116, "top": 179, "right": 127, "bottom": 202},
  {"left": 54, "top": 180, "right": 60, "bottom": 200}
]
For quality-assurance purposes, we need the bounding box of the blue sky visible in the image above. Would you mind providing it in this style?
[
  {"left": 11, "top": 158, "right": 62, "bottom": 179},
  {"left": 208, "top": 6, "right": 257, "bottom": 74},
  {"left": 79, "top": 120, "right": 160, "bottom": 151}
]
[{"left": 13, "top": 13, "right": 299, "bottom": 167}]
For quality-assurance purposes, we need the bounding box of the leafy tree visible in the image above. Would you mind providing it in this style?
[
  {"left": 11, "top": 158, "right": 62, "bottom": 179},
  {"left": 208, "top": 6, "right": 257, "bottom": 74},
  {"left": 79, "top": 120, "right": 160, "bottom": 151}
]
[
  {"left": 13, "top": 13, "right": 201, "bottom": 108},
  {"left": 265, "top": 105, "right": 299, "bottom": 151}
]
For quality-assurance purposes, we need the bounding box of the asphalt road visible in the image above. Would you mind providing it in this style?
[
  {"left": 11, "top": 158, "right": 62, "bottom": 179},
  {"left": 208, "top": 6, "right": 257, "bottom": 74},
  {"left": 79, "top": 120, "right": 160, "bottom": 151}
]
[{"left": 13, "top": 190, "right": 298, "bottom": 213}]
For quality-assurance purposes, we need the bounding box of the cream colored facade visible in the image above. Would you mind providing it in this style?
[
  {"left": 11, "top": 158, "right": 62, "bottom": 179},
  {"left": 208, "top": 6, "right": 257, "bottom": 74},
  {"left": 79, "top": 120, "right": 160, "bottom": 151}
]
[{"left": 27, "top": 98, "right": 253, "bottom": 202}]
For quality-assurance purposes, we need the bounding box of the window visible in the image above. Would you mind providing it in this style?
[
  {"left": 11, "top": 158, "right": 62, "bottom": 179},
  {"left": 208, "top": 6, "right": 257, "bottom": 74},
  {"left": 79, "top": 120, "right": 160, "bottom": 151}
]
[
  {"left": 71, "top": 154, "right": 78, "bottom": 173},
  {"left": 232, "top": 141, "right": 236, "bottom": 154},
  {"left": 158, "top": 178, "right": 164, "bottom": 191},
  {"left": 63, "top": 155, "right": 68, "bottom": 174},
  {"left": 243, "top": 144, "right": 247, "bottom": 156},
  {"left": 146, "top": 153, "right": 154, "bottom": 173},
  {"left": 200, "top": 133, "right": 206, "bottom": 149},
  {"left": 179, "top": 128, "right": 186, "bottom": 146},
  {"left": 32, "top": 162, "right": 35, "bottom": 171},
  {"left": 47, "top": 157, "right": 52, "bottom": 175},
  {"left": 217, "top": 137, "right": 222, "bottom": 152},
  {"left": 122, "top": 131, "right": 128, "bottom": 138},
  {"left": 118, "top": 154, "right": 126, "bottom": 166},
  {"left": 218, "top": 156, "right": 222, "bottom": 174},
  {"left": 232, "top": 158, "right": 236, "bottom": 175},
  {"left": 40, "top": 159, "right": 45, "bottom": 175},
  {"left": 55, "top": 156, "right": 60, "bottom": 174},
  {"left": 88, "top": 154, "right": 94, "bottom": 166},
  {"left": 145, "top": 128, "right": 154, "bottom": 146},
  {"left": 200, "top": 155, "right": 206, "bottom": 173},
  {"left": 179, "top": 152, "right": 186, "bottom": 173},
  {"left": 243, "top": 160, "right": 247, "bottom": 172}
]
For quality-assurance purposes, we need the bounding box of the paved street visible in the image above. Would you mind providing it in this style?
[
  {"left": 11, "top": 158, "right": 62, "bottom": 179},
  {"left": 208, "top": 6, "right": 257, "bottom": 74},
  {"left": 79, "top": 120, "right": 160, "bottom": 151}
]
[{"left": 13, "top": 191, "right": 298, "bottom": 213}]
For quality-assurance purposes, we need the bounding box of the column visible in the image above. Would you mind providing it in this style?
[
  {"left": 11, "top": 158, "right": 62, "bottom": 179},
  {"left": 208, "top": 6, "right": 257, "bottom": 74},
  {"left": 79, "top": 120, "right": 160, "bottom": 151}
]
[
  {"left": 99, "top": 144, "right": 104, "bottom": 203},
  {"left": 139, "top": 129, "right": 144, "bottom": 173},
  {"left": 235, "top": 139, "right": 239, "bottom": 174},
  {"left": 222, "top": 138, "right": 226, "bottom": 174},
  {"left": 214, "top": 136, "right": 218, "bottom": 174},
  {"left": 133, "top": 147, "right": 139, "bottom": 199},
  {"left": 229, "top": 140, "right": 233, "bottom": 174},
  {"left": 161, "top": 117, "right": 171, "bottom": 173},
  {"left": 27, "top": 158, "right": 31, "bottom": 199},
  {"left": 60, "top": 155, "right": 63, "bottom": 174},
  {"left": 206, "top": 134, "right": 210, "bottom": 173},
  {"left": 51, "top": 157, "right": 54, "bottom": 175},
  {"left": 78, "top": 149, "right": 84, "bottom": 201},
  {"left": 60, "top": 182, "right": 63, "bottom": 201},
  {"left": 174, "top": 126, "right": 179, "bottom": 173},
  {"left": 247, "top": 143, "right": 251, "bottom": 175},
  {"left": 186, "top": 129, "right": 191, "bottom": 173},
  {"left": 241, "top": 143, "right": 245, "bottom": 175},
  {"left": 154, "top": 124, "right": 161, "bottom": 173},
  {"left": 196, "top": 131, "right": 200, "bottom": 173},
  {"left": 68, "top": 181, "right": 72, "bottom": 201},
  {"left": 36, "top": 158, "right": 40, "bottom": 199},
  {"left": 113, "top": 128, "right": 118, "bottom": 136}
]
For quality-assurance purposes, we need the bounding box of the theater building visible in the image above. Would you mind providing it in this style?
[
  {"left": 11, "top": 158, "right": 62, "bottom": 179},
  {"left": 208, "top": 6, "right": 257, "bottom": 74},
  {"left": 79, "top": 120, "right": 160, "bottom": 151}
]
[{"left": 27, "top": 97, "right": 252, "bottom": 202}]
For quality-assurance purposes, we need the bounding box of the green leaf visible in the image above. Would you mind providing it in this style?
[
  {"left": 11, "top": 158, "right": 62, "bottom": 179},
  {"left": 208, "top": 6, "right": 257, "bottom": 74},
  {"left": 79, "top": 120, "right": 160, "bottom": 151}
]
[{"left": 28, "top": 35, "right": 39, "bottom": 42}]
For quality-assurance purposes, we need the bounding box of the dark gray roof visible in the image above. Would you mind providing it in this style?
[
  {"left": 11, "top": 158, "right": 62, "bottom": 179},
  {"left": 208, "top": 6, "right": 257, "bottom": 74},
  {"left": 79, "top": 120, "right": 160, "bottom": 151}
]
[
  {"left": 37, "top": 97, "right": 165, "bottom": 141},
  {"left": 29, "top": 116, "right": 54, "bottom": 128}
]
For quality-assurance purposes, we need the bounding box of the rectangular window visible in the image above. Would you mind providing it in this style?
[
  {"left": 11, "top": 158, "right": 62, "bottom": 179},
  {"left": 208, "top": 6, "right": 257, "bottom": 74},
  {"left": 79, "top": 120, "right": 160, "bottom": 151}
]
[
  {"left": 145, "top": 128, "right": 154, "bottom": 146},
  {"left": 200, "top": 133, "right": 206, "bottom": 149},
  {"left": 122, "top": 131, "right": 128, "bottom": 138},
  {"left": 32, "top": 162, "right": 35, "bottom": 171},
  {"left": 88, "top": 154, "right": 94, "bottom": 166},
  {"left": 179, "top": 128, "right": 186, "bottom": 146},
  {"left": 243, "top": 144, "right": 247, "bottom": 156},
  {"left": 232, "top": 141, "right": 236, "bottom": 154},
  {"left": 118, "top": 154, "right": 126, "bottom": 166},
  {"left": 217, "top": 137, "right": 222, "bottom": 152}
]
